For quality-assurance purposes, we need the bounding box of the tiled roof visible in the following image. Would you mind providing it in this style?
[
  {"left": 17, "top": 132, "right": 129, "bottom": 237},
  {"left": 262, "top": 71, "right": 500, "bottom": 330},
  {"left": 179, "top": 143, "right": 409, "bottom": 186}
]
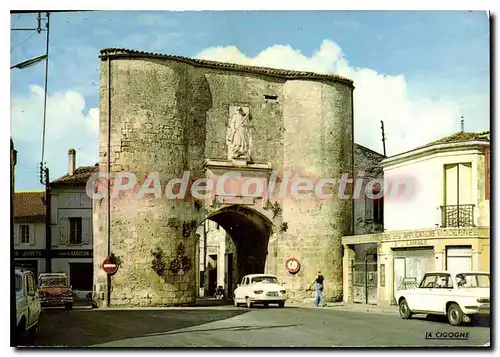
[
  {"left": 50, "top": 165, "right": 99, "bottom": 187},
  {"left": 14, "top": 191, "right": 46, "bottom": 220},
  {"left": 428, "top": 131, "right": 490, "bottom": 145},
  {"left": 99, "top": 47, "right": 354, "bottom": 87}
]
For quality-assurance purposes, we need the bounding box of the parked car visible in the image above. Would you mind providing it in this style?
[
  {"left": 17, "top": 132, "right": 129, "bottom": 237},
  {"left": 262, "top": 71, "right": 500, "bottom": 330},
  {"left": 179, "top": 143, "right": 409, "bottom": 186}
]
[
  {"left": 15, "top": 268, "right": 41, "bottom": 344},
  {"left": 37, "top": 273, "right": 74, "bottom": 310},
  {"left": 233, "top": 274, "right": 287, "bottom": 308},
  {"left": 395, "top": 271, "right": 490, "bottom": 326}
]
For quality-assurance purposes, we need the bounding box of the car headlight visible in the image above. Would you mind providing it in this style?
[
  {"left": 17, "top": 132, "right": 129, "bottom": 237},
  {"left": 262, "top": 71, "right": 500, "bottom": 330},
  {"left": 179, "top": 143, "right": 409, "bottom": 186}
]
[
  {"left": 477, "top": 298, "right": 490, "bottom": 303},
  {"left": 280, "top": 290, "right": 286, "bottom": 294},
  {"left": 254, "top": 290, "right": 263, "bottom": 294},
  {"left": 64, "top": 291, "right": 73, "bottom": 297}
]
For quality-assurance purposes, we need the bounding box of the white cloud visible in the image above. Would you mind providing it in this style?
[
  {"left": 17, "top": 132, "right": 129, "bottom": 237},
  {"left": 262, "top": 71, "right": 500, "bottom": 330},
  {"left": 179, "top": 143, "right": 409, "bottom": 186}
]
[
  {"left": 11, "top": 85, "right": 99, "bottom": 182},
  {"left": 197, "top": 39, "right": 467, "bottom": 156}
]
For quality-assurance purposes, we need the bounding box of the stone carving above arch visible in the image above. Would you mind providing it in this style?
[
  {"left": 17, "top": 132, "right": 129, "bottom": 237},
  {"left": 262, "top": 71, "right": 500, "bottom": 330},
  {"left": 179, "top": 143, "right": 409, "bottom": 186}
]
[{"left": 226, "top": 104, "right": 253, "bottom": 161}]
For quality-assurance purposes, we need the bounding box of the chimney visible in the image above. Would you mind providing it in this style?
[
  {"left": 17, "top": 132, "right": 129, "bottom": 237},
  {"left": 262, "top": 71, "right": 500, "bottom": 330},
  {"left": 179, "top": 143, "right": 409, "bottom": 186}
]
[
  {"left": 68, "top": 148, "right": 76, "bottom": 175},
  {"left": 460, "top": 117, "right": 464, "bottom": 133}
]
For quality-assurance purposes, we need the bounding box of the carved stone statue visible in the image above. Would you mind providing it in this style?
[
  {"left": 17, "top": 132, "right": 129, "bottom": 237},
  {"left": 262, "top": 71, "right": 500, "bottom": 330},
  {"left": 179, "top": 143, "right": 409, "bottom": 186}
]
[{"left": 226, "top": 105, "right": 252, "bottom": 161}]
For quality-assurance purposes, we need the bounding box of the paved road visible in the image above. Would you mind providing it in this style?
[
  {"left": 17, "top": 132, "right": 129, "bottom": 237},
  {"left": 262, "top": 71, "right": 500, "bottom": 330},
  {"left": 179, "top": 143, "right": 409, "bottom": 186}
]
[{"left": 29, "top": 306, "right": 490, "bottom": 347}]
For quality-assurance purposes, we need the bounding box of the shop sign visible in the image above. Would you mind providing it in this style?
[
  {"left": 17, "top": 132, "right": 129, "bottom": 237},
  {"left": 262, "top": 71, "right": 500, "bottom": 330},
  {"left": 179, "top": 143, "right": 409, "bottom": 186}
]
[
  {"left": 51, "top": 249, "right": 93, "bottom": 258},
  {"left": 393, "top": 240, "right": 428, "bottom": 248},
  {"left": 14, "top": 250, "right": 46, "bottom": 258}
]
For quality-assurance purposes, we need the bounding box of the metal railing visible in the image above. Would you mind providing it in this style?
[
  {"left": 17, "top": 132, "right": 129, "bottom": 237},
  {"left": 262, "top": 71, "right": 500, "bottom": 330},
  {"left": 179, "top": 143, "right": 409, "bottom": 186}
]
[{"left": 440, "top": 204, "right": 475, "bottom": 228}]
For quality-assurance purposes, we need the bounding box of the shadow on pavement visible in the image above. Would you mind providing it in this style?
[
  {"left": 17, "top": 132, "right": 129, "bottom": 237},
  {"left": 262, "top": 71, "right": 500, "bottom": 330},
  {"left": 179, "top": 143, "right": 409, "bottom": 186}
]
[
  {"left": 27, "top": 309, "right": 249, "bottom": 347},
  {"left": 143, "top": 323, "right": 302, "bottom": 338},
  {"left": 411, "top": 314, "right": 491, "bottom": 328}
]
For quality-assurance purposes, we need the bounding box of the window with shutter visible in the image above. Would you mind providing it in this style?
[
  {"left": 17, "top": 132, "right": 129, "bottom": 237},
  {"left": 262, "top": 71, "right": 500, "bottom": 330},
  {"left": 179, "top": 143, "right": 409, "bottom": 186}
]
[
  {"left": 365, "top": 198, "right": 374, "bottom": 220},
  {"left": 82, "top": 217, "right": 91, "bottom": 245},
  {"left": 60, "top": 218, "right": 69, "bottom": 245},
  {"left": 29, "top": 224, "right": 35, "bottom": 246},
  {"left": 69, "top": 217, "right": 83, "bottom": 244},
  {"left": 20, "top": 225, "right": 30, "bottom": 244}
]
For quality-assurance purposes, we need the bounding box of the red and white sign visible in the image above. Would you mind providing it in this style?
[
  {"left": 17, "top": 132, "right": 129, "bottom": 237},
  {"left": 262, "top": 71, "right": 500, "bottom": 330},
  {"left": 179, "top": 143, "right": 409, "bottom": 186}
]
[
  {"left": 102, "top": 257, "right": 118, "bottom": 275},
  {"left": 285, "top": 257, "right": 301, "bottom": 274}
]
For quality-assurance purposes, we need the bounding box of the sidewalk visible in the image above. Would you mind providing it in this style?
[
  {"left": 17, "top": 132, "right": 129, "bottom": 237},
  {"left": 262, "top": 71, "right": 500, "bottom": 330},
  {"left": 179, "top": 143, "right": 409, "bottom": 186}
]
[{"left": 288, "top": 300, "right": 399, "bottom": 315}]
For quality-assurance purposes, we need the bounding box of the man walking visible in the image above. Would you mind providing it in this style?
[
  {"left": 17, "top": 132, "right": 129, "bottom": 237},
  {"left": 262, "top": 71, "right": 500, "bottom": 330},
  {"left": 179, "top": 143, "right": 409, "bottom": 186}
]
[{"left": 310, "top": 270, "right": 327, "bottom": 307}]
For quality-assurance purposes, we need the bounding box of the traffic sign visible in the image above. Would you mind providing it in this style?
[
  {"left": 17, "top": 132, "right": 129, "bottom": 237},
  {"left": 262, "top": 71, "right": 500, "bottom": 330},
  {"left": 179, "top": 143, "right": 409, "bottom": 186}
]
[
  {"left": 285, "top": 257, "right": 301, "bottom": 274},
  {"left": 102, "top": 257, "right": 118, "bottom": 275}
]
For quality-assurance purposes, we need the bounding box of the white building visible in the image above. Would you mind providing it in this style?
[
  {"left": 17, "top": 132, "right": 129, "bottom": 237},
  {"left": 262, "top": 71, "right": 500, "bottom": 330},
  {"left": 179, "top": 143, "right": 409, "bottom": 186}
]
[
  {"left": 197, "top": 221, "right": 237, "bottom": 298},
  {"left": 49, "top": 149, "right": 98, "bottom": 299},
  {"left": 13, "top": 191, "right": 47, "bottom": 277},
  {"left": 343, "top": 131, "right": 490, "bottom": 305}
]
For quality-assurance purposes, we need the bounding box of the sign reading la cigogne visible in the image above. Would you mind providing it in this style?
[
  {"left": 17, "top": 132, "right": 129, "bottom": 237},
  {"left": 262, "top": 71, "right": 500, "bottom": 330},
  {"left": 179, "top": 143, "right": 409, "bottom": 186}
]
[{"left": 425, "top": 332, "right": 469, "bottom": 340}]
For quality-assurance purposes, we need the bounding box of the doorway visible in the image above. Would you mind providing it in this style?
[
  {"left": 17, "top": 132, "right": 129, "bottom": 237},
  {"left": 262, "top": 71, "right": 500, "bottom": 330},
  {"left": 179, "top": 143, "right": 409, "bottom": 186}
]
[
  {"left": 446, "top": 246, "right": 472, "bottom": 274},
  {"left": 69, "top": 263, "right": 93, "bottom": 291}
]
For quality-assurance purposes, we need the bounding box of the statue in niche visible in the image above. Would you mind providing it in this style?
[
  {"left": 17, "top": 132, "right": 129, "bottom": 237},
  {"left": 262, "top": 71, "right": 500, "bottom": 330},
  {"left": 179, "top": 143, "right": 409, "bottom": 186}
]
[{"left": 226, "top": 105, "right": 252, "bottom": 161}]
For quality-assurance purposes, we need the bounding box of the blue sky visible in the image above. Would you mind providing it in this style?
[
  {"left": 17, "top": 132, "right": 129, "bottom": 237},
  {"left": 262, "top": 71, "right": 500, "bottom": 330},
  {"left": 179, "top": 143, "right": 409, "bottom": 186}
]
[{"left": 10, "top": 10, "right": 490, "bottom": 191}]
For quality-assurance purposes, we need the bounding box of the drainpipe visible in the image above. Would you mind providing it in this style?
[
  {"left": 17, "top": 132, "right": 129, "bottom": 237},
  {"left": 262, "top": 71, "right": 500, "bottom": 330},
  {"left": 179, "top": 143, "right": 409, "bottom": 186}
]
[
  {"left": 106, "top": 56, "right": 111, "bottom": 306},
  {"left": 351, "top": 87, "right": 355, "bottom": 235},
  {"left": 45, "top": 170, "right": 51, "bottom": 273}
]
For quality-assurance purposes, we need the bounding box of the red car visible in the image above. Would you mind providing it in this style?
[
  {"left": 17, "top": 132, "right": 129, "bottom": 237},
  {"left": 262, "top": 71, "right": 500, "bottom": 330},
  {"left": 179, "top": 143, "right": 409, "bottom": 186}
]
[{"left": 37, "top": 273, "right": 74, "bottom": 310}]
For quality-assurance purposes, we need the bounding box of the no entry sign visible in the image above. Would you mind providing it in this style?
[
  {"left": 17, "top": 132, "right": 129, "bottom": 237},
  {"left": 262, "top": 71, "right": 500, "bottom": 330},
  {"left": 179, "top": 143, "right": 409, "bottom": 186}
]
[{"left": 102, "top": 257, "right": 118, "bottom": 275}]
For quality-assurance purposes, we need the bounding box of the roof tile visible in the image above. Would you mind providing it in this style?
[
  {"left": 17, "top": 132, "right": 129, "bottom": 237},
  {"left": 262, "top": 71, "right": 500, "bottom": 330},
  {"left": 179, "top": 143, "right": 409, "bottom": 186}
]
[
  {"left": 14, "top": 191, "right": 46, "bottom": 220},
  {"left": 99, "top": 47, "right": 354, "bottom": 87},
  {"left": 50, "top": 165, "right": 99, "bottom": 187}
]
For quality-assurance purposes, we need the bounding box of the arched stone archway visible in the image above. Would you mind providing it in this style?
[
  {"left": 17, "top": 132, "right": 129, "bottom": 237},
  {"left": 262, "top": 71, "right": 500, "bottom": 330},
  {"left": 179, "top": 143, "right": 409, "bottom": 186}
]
[
  {"left": 200, "top": 205, "right": 274, "bottom": 287},
  {"left": 92, "top": 48, "right": 354, "bottom": 307}
]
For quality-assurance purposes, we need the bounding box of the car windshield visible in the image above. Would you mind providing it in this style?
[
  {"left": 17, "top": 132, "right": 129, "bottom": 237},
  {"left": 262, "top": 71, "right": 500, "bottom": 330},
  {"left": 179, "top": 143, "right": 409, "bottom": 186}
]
[
  {"left": 251, "top": 276, "right": 278, "bottom": 284},
  {"left": 39, "top": 277, "right": 67, "bottom": 287},
  {"left": 15, "top": 274, "right": 22, "bottom": 292},
  {"left": 456, "top": 273, "right": 490, "bottom": 288}
]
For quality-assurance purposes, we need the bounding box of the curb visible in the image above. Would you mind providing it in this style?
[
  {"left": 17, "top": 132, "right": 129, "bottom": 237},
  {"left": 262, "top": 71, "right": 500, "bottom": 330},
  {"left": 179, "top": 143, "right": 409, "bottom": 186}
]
[{"left": 288, "top": 303, "right": 399, "bottom": 315}]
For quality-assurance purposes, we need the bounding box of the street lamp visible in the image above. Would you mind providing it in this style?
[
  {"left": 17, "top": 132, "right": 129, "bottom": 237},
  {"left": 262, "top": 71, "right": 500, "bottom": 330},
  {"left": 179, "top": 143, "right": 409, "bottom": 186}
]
[{"left": 10, "top": 54, "right": 47, "bottom": 69}]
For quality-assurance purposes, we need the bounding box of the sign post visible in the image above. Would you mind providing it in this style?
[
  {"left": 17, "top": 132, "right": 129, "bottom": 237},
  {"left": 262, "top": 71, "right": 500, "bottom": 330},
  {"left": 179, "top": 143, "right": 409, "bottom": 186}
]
[{"left": 102, "top": 257, "right": 118, "bottom": 276}]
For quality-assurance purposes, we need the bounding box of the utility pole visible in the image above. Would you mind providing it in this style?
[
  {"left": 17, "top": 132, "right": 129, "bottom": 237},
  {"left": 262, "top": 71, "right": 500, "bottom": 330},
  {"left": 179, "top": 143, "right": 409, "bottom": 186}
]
[
  {"left": 380, "top": 120, "right": 387, "bottom": 157},
  {"left": 40, "top": 162, "right": 51, "bottom": 273}
]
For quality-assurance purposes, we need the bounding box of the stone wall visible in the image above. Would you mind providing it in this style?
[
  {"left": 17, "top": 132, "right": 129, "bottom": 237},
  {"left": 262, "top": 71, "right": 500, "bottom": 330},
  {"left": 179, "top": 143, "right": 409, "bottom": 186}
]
[{"left": 94, "top": 50, "right": 354, "bottom": 307}]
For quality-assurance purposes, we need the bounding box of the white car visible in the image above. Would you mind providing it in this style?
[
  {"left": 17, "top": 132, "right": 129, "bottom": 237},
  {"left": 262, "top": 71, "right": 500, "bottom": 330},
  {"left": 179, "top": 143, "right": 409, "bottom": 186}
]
[
  {"left": 395, "top": 271, "right": 490, "bottom": 326},
  {"left": 233, "top": 274, "right": 287, "bottom": 308},
  {"left": 15, "top": 268, "right": 42, "bottom": 344}
]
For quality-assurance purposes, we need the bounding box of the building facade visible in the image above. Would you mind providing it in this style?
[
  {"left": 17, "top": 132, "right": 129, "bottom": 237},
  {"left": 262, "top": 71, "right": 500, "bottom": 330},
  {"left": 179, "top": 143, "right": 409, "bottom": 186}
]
[
  {"left": 49, "top": 149, "right": 98, "bottom": 299},
  {"left": 342, "top": 131, "right": 490, "bottom": 306},
  {"left": 13, "top": 191, "right": 47, "bottom": 277}
]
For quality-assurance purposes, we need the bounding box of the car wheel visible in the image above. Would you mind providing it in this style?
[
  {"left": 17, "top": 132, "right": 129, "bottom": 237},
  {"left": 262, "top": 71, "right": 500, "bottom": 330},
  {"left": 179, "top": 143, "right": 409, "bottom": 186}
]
[
  {"left": 15, "top": 320, "right": 26, "bottom": 346},
  {"left": 447, "top": 303, "right": 463, "bottom": 326},
  {"left": 246, "top": 298, "right": 253, "bottom": 308},
  {"left": 278, "top": 302, "right": 285, "bottom": 308},
  {"left": 399, "top": 299, "right": 412, "bottom": 319},
  {"left": 26, "top": 322, "right": 39, "bottom": 344}
]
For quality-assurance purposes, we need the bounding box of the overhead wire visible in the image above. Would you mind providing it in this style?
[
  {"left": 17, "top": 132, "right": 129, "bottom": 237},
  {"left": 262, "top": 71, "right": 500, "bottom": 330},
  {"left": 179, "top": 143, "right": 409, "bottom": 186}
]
[
  {"left": 10, "top": 30, "right": 37, "bottom": 53},
  {"left": 11, "top": 14, "right": 22, "bottom": 27}
]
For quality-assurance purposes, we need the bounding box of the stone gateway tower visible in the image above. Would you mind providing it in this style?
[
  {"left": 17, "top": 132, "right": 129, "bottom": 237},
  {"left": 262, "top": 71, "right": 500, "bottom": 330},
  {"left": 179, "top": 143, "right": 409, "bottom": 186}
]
[{"left": 92, "top": 48, "right": 354, "bottom": 307}]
